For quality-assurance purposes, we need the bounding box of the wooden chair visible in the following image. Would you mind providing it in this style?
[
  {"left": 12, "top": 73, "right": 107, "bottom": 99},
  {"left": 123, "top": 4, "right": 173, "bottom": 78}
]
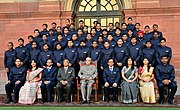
[{"left": 76, "top": 61, "right": 98, "bottom": 102}]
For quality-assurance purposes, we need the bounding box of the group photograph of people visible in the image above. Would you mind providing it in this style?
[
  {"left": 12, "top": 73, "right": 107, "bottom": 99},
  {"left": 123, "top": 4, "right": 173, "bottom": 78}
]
[{"left": 3, "top": 17, "right": 178, "bottom": 106}]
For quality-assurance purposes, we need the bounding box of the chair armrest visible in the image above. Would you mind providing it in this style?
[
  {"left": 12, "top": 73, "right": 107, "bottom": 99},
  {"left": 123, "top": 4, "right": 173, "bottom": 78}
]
[{"left": 95, "top": 76, "right": 98, "bottom": 89}]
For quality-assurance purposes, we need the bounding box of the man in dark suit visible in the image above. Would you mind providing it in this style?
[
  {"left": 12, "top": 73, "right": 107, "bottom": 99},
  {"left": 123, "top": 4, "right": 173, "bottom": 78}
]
[
  {"left": 155, "top": 55, "right": 177, "bottom": 105},
  {"left": 41, "top": 59, "right": 57, "bottom": 103},
  {"left": 103, "top": 59, "right": 120, "bottom": 102},
  {"left": 56, "top": 59, "right": 75, "bottom": 103},
  {"left": 5, "top": 58, "right": 26, "bottom": 103}
]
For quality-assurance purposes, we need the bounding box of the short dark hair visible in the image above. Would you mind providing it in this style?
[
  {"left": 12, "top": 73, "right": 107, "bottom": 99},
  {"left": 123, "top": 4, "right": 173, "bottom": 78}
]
[
  {"left": 79, "top": 20, "right": 84, "bottom": 23},
  {"left": 121, "top": 23, "right": 127, "bottom": 26},
  {"left": 153, "top": 24, "right": 158, "bottom": 27},
  {"left": 102, "top": 29, "right": 107, "bottom": 32},
  {"left": 108, "top": 58, "right": 114, "bottom": 63},
  {"left": 49, "top": 28, "right": 54, "bottom": 32},
  {"left": 144, "top": 25, "right": 150, "bottom": 29},
  {"left": 160, "top": 38, "right": 166, "bottom": 42},
  {"left": 109, "top": 23, "right": 114, "bottom": 26},
  {"left": 28, "top": 35, "right": 34, "bottom": 39},
  {"left": 34, "top": 29, "right": 39, "bottom": 33},
  {"left": 115, "top": 27, "right": 121, "bottom": 31},
  {"left": 42, "top": 34, "right": 48, "bottom": 37},
  {"left": 131, "top": 36, "right": 136, "bottom": 40},
  {"left": 161, "top": 55, "right": 168, "bottom": 59},
  {"left": 77, "top": 28, "right": 83, "bottom": 31},
  {"left": 128, "top": 17, "right": 133, "bottom": 20},
  {"left": 84, "top": 25, "right": 88, "bottom": 28},
  {"left": 96, "top": 23, "right": 101, "bottom": 26},
  {"left": 31, "top": 41, "right": 38, "bottom": 45},
  {"left": 135, "top": 23, "right": 140, "bottom": 26},
  {"left": 18, "top": 38, "right": 24, "bottom": 42},
  {"left": 42, "top": 24, "right": 48, "bottom": 27},
  {"left": 43, "top": 43, "right": 50, "bottom": 47},
  {"left": 8, "top": 42, "right": 13, "bottom": 46},
  {"left": 52, "top": 22, "right": 57, "bottom": 25},
  {"left": 66, "top": 19, "right": 70, "bottom": 22},
  {"left": 93, "top": 21, "right": 98, "bottom": 24}
]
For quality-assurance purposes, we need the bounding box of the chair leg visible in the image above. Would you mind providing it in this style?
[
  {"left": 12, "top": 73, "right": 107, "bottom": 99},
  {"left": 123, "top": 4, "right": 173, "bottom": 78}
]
[
  {"left": 77, "top": 89, "right": 80, "bottom": 102},
  {"left": 95, "top": 90, "right": 97, "bottom": 102},
  {"left": 102, "top": 87, "right": 104, "bottom": 101},
  {"left": 71, "top": 94, "right": 73, "bottom": 102}
]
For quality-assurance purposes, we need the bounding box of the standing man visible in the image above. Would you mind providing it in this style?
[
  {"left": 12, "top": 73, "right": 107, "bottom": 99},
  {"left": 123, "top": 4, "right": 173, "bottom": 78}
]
[
  {"left": 100, "top": 41, "right": 114, "bottom": 70},
  {"left": 114, "top": 38, "right": 129, "bottom": 69},
  {"left": 56, "top": 59, "right": 75, "bottom": 103},
  {"left": 4, "top": 42, "right": 15, "bottom": 79},
  {"left": 14, "top": 38, "right": 29, "bottom": 67},
  {"left": 5, "top": 58, "right": 26, "bottom": 103},
  {"left": 78, "top": 57, "right": 97, "bottom": 104},
  {"left": 128, "top": 36, "right": 142, "bottom": 66},
  {"left": 103, "top": 59, "right": 120, "bottom": 102},
  {"left": 156, "top": 38, "right": 172, "bottom": 65},
  {"left": 155, "top": 55, "right": 177, "bottom": 104},
  {"left": 126, "top": 17, "right": 135, "bottom": 31}
]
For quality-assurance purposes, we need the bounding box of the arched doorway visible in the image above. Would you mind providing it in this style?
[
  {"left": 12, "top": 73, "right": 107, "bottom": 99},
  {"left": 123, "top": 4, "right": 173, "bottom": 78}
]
[{"left": 72, "top": 0, "right": 123, "bottom": 31}]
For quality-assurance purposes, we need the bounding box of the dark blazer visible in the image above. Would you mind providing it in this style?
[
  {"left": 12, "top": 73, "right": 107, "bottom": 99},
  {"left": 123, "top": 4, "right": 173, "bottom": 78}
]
[
  {"left": 103, "top": 66, "right": 120, "bottom": 84},
  {"left": 57, "top": 67, "right": 75, "bottom": 83},
  {"left": 42, "top": 66, "right": 57, "bottom": 83}
]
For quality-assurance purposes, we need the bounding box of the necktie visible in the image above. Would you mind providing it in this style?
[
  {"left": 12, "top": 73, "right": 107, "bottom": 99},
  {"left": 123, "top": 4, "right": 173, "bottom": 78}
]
[
  {"left": 65, "top": 67, "right": 67, "bottom": 73},
  {"left": 110, "top": 68, "right": 113, "bottom": 74},
  {"left": 48, "top": 68, "right": 50, "bottom": 72}
]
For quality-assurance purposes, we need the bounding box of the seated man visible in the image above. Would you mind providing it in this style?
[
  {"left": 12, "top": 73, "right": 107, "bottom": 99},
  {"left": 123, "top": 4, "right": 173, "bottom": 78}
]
[
  {"left": 78, "top": 57, "right": 97, "bottom": 104},
  {"left": 103, "top": 59, "right": 120, "bottom": 102},
  {"left": 5, "top": 58, "right": 26, "bottom": 103},
  {"left": 155, "top": 55, "right": 177, "bottom": 104},
  {"left": 56, "top": 59, "right": 75, "bottom": 103},
  {"left": 41, "top": 59, "right": 57, "bottom": 103}
]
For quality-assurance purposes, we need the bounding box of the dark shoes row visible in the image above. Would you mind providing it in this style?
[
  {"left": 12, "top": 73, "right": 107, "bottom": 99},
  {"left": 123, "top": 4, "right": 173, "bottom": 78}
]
[
  {"left": 5, "top": 99, "right": 175, "bottom": 105},
  {"left": 159, "top": 99, "right": 174, "bottom": 105},
  {"left": 5, "top": 99, "right": 18, "bottom": 104}
]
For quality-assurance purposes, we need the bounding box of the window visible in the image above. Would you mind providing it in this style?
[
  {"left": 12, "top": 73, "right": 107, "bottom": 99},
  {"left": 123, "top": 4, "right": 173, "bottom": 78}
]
[{"left": 75, "top": 0, "right": 122, "bottom": 31}]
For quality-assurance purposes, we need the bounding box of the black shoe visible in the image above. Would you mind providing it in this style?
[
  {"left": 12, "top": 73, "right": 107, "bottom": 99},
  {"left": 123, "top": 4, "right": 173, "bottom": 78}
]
[
  {"left": 113, "top": 99, "right": 118, "bottom": 102},
  {"left": 159, "top": 99, "right": 164, "bottom": 104},
  {"left": 13, "top": 100, "right": 18, "bottom": 104},
  {"left": 168, "top": 99, "right": 174, "bottom": 105},
  {"left": 38, "top": 99, "right": 44, "bottom": 104},
  {"left": 105, "top": 98, "right": 109, "bottom": 102},
  {"left": 5, "top": 99, "right": 12, "bottom": 104},
  {"left": 81, "top": 100, "right": 86, "bottom": 104},
  {"left": 87, "top": 100, "right": 90, "bottom": 104},
  {"left": 66, "top": 100, "right": 71, "bottom": 103}
]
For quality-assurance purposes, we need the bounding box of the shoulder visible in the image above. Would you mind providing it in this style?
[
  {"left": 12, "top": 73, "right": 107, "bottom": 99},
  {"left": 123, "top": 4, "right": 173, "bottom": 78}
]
[
  {"left": 114, "top": 66, "right": 120, "bottom": 71},
  {"left": 150, "top": 66, "right": 154, "bottom": 70}
]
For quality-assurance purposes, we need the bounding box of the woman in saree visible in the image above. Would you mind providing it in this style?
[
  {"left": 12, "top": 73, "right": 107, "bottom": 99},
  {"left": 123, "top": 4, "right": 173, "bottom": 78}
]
[
  {"left": 18, "top": 60, "right": 43, "bottom": 104},
  {"left": 121, "top": 58, "right": 138, "bottom": 104},
  {"left": 138, "top": 58, "right": 156, "bottom": 103}
]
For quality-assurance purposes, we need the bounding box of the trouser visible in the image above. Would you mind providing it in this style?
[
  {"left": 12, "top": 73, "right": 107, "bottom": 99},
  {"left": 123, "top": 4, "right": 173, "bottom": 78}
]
[
  {"left": 41, "top": 82, "right": 56, "bottom": 102},
  {"left": 80, "top": 80, "right": 94, "bottom": 101},
  {"left": 158, "top": 81, "right": 177, "bottom": 100},
  {"left": 56, "top": 82, "right": 72, "bottom": 101},
  {"left": 104, "top": 82, "right": 118, "bottom": 101},
  {"left": 5, "top": 81, "right": 24, "bottom": 101}
]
